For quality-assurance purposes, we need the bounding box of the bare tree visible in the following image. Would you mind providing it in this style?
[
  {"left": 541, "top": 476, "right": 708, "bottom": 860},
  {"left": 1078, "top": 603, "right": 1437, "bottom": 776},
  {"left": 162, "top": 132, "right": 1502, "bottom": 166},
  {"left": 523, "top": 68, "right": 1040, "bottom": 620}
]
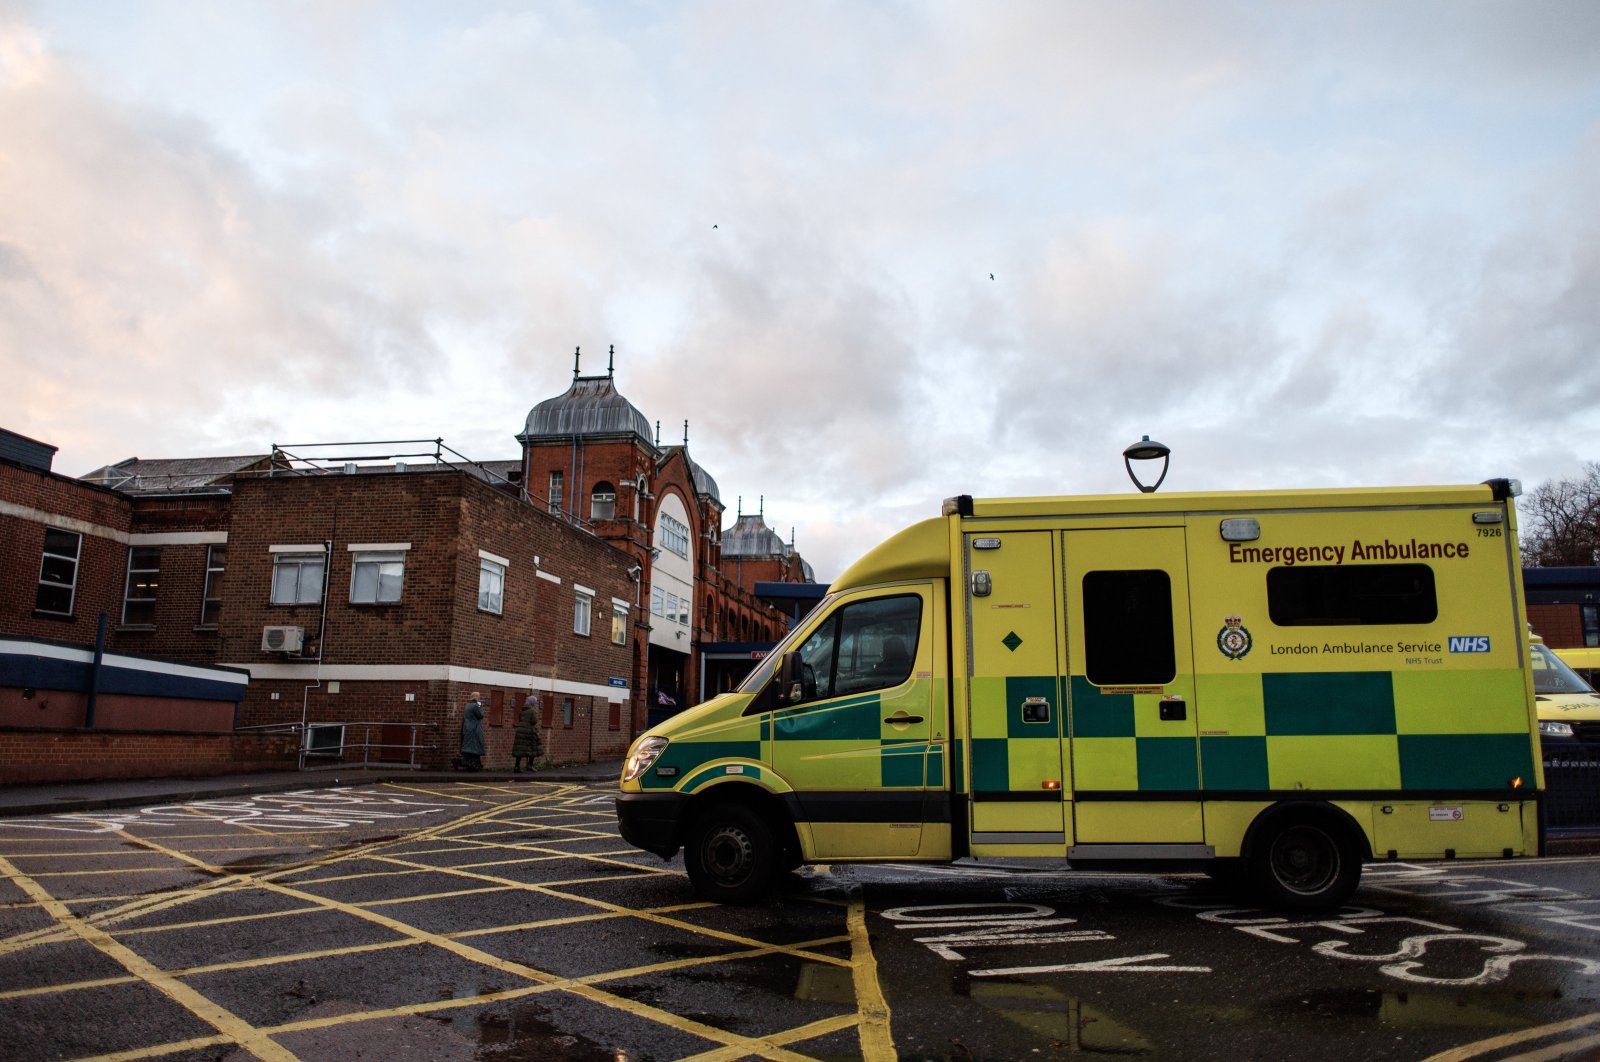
[{"left": 1520, "top": 462, "right": 1600, "bottom": 567}]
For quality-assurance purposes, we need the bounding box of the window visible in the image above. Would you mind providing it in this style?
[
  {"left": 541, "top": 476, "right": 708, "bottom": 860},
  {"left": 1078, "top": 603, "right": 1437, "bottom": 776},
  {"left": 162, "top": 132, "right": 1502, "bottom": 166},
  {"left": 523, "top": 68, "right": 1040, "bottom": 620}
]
[
  {"left": 678, "top": 596, "right": 690, "bottom": 625},
  {"left": 271, "top": 551, "right": 325, "bottom": 605},
  {"left": 548, "top": 470, "right": 564, "bottom": 514},
  {"left": 561, "top": 698, "right": 575, "bottom": 728},
  {"left": 199, "top": 544, "right": 226, "bottom": 626},
  {"left": 591, "top": 481, "right": 616, "bottom": 521},
  {"left": 478, "top": 556, "right": 505, "bottom": 614},
  {"left": 350, "top": 551, "right": 405, "bottom": 604},
  {"left": 666, "top": 593, "right": 679, "bottom": 625},
  {"left": 660, "top": 512, "right": 690, "bottom": 558},
  {"left": 122, "top": 546, "right": 160, "bottom": 626},
  {"left": 651, "top": 586, "right": 664, "bottom": 616},
  {"left": 36, "top": 528, "right": 81, "bottom": 615},
  {"left": 611, "top": 600, "right": 628, "bottom": 645},
  {"left": 574, "top": 588, "right": 593, "bottom": 636},
  {"left": 1583, "top": 604, "right": 1599, "bottom": 648},
  {"left": 1267, "top": 564, "right": 1437, "bottom": 626},
  {"left": 1082, "top": 570, "right": 1176, "bottom": 686},
  {"left": 791, "top": 594, "right": 922, "bottom": 701}
]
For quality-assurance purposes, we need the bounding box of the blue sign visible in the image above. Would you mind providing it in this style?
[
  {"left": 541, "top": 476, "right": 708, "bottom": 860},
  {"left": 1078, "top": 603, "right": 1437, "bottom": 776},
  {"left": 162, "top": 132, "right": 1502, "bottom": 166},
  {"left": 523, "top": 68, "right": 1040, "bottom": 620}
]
[{"left": 608, "top": 677, "right": 629, "bottom": 688}]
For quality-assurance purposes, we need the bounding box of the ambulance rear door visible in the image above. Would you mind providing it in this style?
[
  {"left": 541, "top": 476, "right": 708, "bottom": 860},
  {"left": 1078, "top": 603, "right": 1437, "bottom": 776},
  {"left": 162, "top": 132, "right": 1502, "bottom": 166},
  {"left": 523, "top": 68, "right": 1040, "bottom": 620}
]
[{"left": 1064, "top": 526, "right": 1205, "bottom": 849}]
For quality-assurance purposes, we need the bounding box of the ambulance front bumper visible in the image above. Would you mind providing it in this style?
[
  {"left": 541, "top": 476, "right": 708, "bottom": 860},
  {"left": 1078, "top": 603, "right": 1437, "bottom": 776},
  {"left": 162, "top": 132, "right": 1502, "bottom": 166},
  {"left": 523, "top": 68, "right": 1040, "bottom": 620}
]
[{"left": 615, "top": 792, "right": 687, "bottom": 858}]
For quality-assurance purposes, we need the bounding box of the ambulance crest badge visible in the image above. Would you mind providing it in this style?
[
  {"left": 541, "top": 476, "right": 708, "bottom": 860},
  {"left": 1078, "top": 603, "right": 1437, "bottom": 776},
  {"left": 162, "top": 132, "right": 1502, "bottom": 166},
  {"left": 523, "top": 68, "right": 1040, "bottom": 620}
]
[{"left": 1217, "top": 615, "right": 1252, "bottom": 660}]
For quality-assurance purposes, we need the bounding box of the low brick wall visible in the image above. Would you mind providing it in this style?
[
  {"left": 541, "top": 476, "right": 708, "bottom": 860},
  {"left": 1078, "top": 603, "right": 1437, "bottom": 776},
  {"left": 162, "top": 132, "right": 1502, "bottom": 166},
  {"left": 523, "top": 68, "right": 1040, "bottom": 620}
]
[{"left": 0, "top": 728, "right": 298, "bottom": 785}]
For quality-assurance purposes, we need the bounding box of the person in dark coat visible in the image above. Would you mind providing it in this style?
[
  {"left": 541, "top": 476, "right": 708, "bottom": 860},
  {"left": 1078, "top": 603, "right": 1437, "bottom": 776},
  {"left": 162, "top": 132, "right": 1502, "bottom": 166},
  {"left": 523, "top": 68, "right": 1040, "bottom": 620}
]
[
  {"left": 452, "top": 692, "right": 486, "bottom": 771},
  {"left": 512, "top": 695, "right": 542, "bottom": 773}
]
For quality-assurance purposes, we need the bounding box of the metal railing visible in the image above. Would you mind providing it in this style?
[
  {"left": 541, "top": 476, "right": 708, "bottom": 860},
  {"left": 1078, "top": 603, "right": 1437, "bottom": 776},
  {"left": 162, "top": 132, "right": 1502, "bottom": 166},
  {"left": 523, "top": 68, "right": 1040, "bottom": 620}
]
[
  {"left": 238, "top": 721, "right": 440, "bottom": 771},
  {"left": 1543, "top": 741, "right": 1600, "bottom": 831}
]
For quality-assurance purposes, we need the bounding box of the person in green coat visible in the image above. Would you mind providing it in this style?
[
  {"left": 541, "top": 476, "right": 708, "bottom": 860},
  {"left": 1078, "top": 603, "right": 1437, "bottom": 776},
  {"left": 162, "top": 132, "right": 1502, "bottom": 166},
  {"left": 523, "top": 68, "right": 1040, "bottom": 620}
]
[{"left": 512, "top": 695, "right": 542, "bottom": 773}]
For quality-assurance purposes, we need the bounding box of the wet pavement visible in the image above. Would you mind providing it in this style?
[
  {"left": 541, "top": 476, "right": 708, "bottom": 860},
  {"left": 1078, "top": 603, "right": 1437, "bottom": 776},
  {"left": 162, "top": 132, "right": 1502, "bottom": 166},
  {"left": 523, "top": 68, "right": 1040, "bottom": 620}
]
[{"left": 1, "top": 775, "right": 1598, "bottom": 1061}]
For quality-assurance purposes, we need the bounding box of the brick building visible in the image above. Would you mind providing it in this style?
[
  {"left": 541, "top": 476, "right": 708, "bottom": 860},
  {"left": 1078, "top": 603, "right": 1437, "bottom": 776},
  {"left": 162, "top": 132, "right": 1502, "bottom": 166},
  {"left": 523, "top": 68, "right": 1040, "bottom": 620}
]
[
  {"left": 1525, "top": 567, "right": 1600, "bottom": 648},
  {"left": 517, "top": 348, "right": 812, "bottom": 719},
  {"left": 2, "top": 356, "right": 817, "bottom": 779}
]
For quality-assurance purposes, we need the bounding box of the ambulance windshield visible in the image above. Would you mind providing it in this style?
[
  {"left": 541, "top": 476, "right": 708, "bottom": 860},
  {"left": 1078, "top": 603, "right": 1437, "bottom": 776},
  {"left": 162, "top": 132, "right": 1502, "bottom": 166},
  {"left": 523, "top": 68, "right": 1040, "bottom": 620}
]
[{"left": 1531, "top": 642, "right": 1595, "bottom": 696}]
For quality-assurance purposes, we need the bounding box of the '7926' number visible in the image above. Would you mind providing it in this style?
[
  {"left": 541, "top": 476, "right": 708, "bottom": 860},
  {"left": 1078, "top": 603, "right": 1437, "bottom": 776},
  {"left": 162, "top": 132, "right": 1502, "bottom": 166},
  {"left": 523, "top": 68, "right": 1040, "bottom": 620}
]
[{"left": 1476, "top": 527, "right": 1502, "bottom": 537}]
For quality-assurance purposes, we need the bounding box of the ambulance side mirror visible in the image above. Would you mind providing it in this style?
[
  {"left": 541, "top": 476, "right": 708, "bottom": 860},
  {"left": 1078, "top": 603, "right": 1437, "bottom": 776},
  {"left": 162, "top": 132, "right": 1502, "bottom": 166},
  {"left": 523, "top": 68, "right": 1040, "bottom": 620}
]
[{"left": 776, "top": 651, "right": 814, "bottom": 706}]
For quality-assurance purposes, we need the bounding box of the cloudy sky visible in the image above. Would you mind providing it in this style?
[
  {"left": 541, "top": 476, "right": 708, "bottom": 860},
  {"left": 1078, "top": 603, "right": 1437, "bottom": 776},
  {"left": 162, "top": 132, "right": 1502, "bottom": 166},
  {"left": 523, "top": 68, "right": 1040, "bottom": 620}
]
[{"left": 2, "top": 1, "right": 1598, "bottom": 579}]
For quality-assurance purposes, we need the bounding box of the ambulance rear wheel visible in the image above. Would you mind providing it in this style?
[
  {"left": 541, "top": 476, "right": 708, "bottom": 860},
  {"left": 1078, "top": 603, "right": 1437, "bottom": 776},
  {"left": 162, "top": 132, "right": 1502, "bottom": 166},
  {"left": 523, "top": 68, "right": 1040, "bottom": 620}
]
[
  {"left": 684, "top": 803, "right": 777, "bottom": 904},
  {"left": 1249, "top": 818, "right": 1360, "bottom": 912}
]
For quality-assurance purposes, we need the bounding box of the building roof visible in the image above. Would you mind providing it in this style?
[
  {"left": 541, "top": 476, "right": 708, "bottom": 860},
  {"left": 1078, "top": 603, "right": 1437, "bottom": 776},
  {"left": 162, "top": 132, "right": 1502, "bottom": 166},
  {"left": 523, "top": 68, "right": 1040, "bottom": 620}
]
[
  {"left": 521, "top": 373, "right": 654, "bottom": 446},
  {"left": 722, "top": 511, "right": 790, "bottom": 559},
  {"left": 689, "top": 458, "right": 722, "bottom": 505},
  {"left": 80, "top": 455, "right": 273, "bottom": 494}
]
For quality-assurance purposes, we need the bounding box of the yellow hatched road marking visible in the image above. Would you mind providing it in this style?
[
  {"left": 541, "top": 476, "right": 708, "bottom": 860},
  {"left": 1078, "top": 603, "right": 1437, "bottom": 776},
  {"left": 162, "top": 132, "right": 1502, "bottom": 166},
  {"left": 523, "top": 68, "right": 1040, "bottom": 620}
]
[
  {"left": 1422, "top": 1013, "right": 1600, "bottom": 1061},
  {"left": 117, "top": 832, "right": 840, "bottom": 1061},
  {"left": 3, "top": 782, "right": 901, "bottom": 1061},
  {"left": 0, "top": 853, "right": 297, "bottom": 1061}
]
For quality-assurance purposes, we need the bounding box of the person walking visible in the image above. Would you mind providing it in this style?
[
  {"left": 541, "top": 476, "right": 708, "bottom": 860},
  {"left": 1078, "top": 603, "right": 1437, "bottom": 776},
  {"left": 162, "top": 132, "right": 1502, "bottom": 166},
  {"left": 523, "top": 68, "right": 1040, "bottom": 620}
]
[
  {"left": 452, "top": 691, "right": 486, "bottom": 771},
  {"left": 512, "top": 695, "right": 542, "bottom": 773}
]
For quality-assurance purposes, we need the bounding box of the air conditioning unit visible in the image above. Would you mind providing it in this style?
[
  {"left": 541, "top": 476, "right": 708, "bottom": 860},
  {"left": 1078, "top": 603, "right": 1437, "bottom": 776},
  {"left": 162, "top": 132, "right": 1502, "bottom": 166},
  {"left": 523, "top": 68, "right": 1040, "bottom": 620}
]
[{"left": 262, "top": 625, "right": 305, "bottom": 653}]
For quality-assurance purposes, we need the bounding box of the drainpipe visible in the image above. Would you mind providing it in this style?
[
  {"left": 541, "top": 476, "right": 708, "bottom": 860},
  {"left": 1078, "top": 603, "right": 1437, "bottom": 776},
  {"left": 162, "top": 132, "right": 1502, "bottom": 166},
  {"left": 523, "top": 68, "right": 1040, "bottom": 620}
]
[
  {"left": 85, "top": 610, "right": 108, "bottom": 729},
  {"left": 300, "top": 538, "right": 333, "bottom": 755}
]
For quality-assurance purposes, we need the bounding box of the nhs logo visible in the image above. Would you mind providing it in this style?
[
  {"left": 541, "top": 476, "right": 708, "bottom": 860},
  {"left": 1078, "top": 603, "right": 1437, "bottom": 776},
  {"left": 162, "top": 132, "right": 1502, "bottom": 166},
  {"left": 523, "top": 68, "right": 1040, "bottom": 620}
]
[{"left": 1448, "top": 636, "right": 1491, "bottom": 653}]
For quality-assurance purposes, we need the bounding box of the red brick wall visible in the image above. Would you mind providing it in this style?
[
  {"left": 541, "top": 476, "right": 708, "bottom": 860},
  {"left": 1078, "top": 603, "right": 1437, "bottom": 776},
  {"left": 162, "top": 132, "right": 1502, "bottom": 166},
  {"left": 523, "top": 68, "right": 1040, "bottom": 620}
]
[
  {"left": 1529, "top": 603, "right": 1585, "bottom": 647},
  {"left": 0, "top": 461, "right": 132, "bottom": 642},
  {"left": 221, "top": 471, "right": 637, "bottom": 766},
  {"left": 108, "top": 494, "right": 232, "bottom": 663},
  {"left": 0, "top": 728, "right": 296, "bottom": 785},
  {"left": 0, "top": 689, "right": 235, "bottom": 731}
]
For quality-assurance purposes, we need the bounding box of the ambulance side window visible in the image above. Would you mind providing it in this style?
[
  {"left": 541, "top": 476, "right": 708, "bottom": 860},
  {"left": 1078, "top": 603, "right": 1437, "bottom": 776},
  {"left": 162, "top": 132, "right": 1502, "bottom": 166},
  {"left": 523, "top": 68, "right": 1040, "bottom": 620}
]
[
  {"left": 794, "top": 594, "right": 921, "bottom": 702},
  {"left": 1082, "top": 570, "right": 1176, "bottom": 686},
  {"left": 1267, "top": 564, "right": 1437, "bottom": 626}
]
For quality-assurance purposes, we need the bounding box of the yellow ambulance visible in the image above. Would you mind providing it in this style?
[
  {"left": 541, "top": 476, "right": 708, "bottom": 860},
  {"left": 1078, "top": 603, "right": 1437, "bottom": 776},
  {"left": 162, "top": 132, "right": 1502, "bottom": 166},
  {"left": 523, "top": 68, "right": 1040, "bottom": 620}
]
[
  {"left": 1534, "top": 640, "right": 1600, "bottom": 742},
  {"left": 617, "top": 480, "right": 1542, "bottom": 911}
]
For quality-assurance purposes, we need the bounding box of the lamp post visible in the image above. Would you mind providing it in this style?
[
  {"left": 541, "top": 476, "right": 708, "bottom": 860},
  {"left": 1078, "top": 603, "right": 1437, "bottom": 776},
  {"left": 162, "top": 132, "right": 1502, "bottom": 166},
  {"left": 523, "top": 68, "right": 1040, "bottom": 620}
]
[{"left": 1123, "top": 435, "right": 1171, "bottom": 493}]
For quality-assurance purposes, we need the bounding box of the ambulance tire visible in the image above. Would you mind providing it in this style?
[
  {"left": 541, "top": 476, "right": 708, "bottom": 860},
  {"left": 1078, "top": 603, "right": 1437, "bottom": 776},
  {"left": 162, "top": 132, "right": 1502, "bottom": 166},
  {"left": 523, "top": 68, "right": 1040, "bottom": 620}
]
[
  {"left": 1248, "top": 816, "right": 1361, "bottom": 912},
  {"left": 684, "top": 803, "right": 778, "bottom": 904}
]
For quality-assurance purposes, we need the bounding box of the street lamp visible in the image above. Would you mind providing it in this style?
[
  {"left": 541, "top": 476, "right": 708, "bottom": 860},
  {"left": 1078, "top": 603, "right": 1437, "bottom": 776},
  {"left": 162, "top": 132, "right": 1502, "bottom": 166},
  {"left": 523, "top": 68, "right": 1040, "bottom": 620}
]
[{"left": 1123, "top": 435, "right": 1170, "bottom": 493}]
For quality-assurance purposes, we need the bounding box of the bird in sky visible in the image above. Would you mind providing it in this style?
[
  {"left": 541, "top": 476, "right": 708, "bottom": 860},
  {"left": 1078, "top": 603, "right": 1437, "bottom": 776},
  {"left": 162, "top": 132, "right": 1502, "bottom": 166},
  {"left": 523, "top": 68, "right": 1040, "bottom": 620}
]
[{"left": 989, "top": 273, "right": 994, "bottom": 280}]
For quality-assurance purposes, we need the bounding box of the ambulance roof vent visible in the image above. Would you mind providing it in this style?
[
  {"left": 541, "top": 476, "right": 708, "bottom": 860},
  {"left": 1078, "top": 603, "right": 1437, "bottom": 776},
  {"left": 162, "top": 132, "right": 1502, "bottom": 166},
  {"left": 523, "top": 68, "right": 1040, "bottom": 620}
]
[{"left": 1219, "top": 518, "right": 1260, "bottom": 542}]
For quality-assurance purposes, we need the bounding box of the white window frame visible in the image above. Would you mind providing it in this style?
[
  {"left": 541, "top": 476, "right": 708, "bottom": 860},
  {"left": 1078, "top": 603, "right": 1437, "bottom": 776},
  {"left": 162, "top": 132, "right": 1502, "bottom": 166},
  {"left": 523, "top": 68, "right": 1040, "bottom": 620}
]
[
  {"left": 270, "top": 547, "right": 326, "bottom": 605},
  {"left": 549, "top": 470, "right": 564, "bottom": 514},
  {"left": 199, "top": 543, "right": 226, "bottom": 627},
  {"left": 574, "top": 585, "right": 594, "bottom": 636},
  {"left": 651, "top": 586, "right": 664, "bottom": 616},
  {"left": 660, "top": 512, "right": 690, "bottom": 558},
  {"left": 350, "top": 549, "right": 406, "bottom": 604},
  {"left": 611, "top": 598, "right": 629, "bottom": 645},
  {"left": 590, "top": 482, "right": 616, "bottom": 521},
  {"left": 478, "top": 550, "right": 508, "bottom": 615},
  {"left": 122, "top": 545, "right": 161, "bottom": 626},
  {"left": 36, "top": 527, "right": 82, "bottom": 616}
]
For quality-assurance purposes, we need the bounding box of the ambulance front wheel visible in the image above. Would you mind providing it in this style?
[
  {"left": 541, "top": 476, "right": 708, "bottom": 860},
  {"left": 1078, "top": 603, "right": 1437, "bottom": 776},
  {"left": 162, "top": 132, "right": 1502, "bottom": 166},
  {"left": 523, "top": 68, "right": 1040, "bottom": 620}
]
[
  {"left": 1249, "top": 817, "right": 1361, "bottom": 912},
  {"left": 684, "top": 803, "right": 778, "bottom": 904}
]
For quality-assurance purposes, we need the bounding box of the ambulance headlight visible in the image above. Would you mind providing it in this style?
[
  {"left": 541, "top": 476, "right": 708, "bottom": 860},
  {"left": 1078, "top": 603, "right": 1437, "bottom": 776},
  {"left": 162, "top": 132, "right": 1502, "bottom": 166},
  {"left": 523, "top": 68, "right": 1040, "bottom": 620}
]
[
  {"left": 1539, "top": 720, "right": 1574, "bottom": 738},
  {"left": 623, "top": 736, "right": 669, "bottom": 782}
]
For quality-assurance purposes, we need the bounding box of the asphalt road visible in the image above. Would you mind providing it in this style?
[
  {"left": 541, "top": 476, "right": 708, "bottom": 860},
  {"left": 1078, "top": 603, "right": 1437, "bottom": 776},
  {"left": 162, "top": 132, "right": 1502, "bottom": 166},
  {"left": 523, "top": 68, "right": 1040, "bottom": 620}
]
[{"left": 1, "top": 780, "right": 1597, "bottom": 1061}]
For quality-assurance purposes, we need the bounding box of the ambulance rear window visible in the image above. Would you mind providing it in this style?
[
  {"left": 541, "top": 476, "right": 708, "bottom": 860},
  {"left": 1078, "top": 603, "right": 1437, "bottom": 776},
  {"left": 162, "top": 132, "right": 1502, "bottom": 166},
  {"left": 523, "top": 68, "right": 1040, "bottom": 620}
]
[{"left": 1267, "top": 563, "right": 1437, "bottom": 626}]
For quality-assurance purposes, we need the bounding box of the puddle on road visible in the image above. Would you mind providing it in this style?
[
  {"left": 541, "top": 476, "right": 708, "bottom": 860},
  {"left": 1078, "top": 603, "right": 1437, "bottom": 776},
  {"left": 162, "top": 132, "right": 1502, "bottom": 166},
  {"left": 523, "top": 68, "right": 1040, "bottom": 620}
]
[{"left": 475, "top": 1000, "right": 644, "bottom": 1061}]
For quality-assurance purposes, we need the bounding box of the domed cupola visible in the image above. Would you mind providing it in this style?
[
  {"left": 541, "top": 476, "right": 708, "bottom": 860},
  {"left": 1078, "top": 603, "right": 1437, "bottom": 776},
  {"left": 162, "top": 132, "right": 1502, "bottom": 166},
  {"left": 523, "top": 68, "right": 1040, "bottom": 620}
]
[
  {"left": 520, "top": 346, "right": 654, "bottom": 446},
  {"left": 722, "top": 499, "right": 789, "bottom": 559}
]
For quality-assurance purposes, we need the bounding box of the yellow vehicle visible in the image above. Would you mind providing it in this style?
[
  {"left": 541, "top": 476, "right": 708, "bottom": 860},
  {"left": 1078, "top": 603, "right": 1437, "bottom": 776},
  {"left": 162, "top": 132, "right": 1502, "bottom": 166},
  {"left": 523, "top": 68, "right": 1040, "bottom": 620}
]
[
  {"left": 618, "top": 481, "right": 1542, "bottom": 911},
  {"left": 1534, "top": 640, "right": 1600, "bottom": 742}
]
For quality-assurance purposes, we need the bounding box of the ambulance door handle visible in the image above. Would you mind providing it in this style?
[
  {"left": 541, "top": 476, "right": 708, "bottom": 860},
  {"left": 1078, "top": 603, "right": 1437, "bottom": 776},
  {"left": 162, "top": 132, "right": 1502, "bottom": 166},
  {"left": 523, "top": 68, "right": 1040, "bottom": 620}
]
[
  {"left": 885, "top": 710, "right": 924, "bottom": 727},
  {"left": 1159, "top": 696, "right": 1186, "bottom": 721}
]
